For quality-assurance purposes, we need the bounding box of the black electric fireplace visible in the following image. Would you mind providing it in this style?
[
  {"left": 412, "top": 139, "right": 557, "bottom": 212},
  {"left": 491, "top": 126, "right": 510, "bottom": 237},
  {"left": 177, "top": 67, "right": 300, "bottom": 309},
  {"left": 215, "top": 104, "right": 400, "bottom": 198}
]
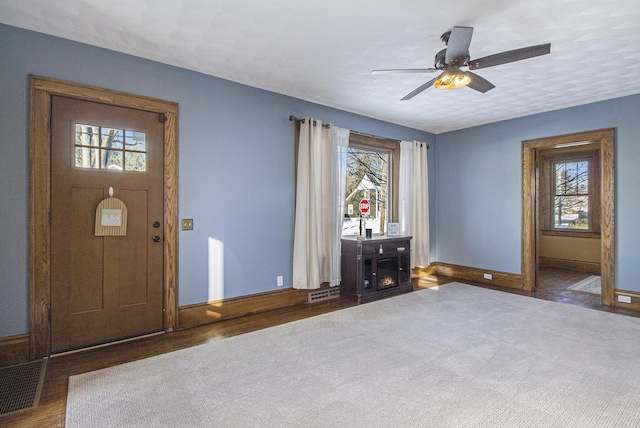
[{"left": 341, "top": 236, "right": 412, "bottom": 303}]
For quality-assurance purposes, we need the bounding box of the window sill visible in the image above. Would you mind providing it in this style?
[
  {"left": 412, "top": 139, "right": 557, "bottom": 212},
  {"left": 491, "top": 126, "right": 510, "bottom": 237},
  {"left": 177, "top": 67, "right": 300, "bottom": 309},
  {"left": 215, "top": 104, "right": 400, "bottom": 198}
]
[{"left": 541, "top": 229, "right": 600, "bottom": 239}]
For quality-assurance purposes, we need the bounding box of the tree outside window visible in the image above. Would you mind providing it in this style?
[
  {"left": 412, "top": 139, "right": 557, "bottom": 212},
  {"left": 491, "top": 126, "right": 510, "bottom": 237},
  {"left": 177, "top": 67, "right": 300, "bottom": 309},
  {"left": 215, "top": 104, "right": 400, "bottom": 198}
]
[
  {"left": 539, "top": 146, "right": 600, "bottom": 236},
  {"left": 340, "top": 134, "right": 400, "bottom": 237},
  {"left": 554, "top": 160, "right": 589, "bottom": 229},
  {"left": 343, "top": 147, "right": 388, "bottom": 236},
  {"left": 75, "top": 124, "right": 147, "bottom": 172}
]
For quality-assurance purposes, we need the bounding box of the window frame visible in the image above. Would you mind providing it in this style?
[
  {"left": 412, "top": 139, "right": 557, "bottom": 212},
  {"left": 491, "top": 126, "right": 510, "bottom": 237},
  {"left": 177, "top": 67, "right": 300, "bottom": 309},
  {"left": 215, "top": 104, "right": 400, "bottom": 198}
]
[
  {"left": 539, "top": 146, "right": 601, "bottom": 237},
  {"left": 74, "top": 123, "right": 149, "bottom": 173},
  {"left": 346, "top": 133, "right": 400, "bottom": 235}
]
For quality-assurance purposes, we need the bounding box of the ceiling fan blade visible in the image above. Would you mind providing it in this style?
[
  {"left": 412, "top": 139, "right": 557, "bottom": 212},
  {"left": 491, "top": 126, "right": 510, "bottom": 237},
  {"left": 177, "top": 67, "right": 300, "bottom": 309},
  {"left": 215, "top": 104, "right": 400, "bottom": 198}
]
[
  {"left": 466, "top": 72, "right": 495, "bottom": 93},
  {"left": 401, "top": 76, "right": 439, "bottom": 100},
  {"left": 468, "top": 43, "right": 551, "bottom": 70},
  {"left": 445, "top": 26, "right": 473, "bottom": 65},
  {"left": 371, "top": 68, "right": 438, "bottom": 75}
]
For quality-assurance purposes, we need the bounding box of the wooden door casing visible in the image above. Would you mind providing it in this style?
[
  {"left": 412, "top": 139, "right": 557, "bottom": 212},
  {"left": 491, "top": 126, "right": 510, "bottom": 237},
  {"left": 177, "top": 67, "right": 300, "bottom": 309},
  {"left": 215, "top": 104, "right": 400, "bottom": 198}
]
[
  {"left": 521, "top": 129, "right": 615, "bottom": 306},
  {"left": 29, "top": 76, "right": 179, "bottom": 359}
]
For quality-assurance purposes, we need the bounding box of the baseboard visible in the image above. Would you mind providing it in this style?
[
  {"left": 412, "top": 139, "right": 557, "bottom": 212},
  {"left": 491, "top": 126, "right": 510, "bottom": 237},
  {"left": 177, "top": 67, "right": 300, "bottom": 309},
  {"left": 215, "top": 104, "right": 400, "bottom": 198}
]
[
  {"left": 0, "top": 334, "right": 30, "bottom": 367},
  {"left": 613, "top": 290, "right": 640, "bottom": 312},
  {"left": 539, "top": 257, "right": 601, "bottom": 274},
  {"left": 178, "top": 287, "right": 309, "bottom": 329},
  {"left": 1, "top": 290, "right": 308, "bottom": 362},
  {"left": 428, "top": 262, "right": 522, "bottom": 289},
  {"left": 412, "top": 265, "right": 438, "bottom": 277}
]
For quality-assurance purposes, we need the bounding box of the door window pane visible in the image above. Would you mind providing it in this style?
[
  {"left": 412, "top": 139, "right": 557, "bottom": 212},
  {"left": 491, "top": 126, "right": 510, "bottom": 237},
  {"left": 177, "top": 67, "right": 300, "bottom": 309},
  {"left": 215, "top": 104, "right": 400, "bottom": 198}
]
[
  {"left": 75, "top": 147, "right": 99, "bottom": 169},
  {"left": 101, "top": 128, "right": 124, "bottom": 149},
  {"left": 75, "top": 124, "right": 147, "bottom": 172},
  {"left": 125, "top": 131, "right": 146, "bottom": 152},
  {"left": 125, "top": 152, "right": 147, "bottom": 172},
  {"left": 76, "top": 125, "right": 100, "bottom": 147},
  {"left": 101, "top": 150, "right": 123, "bottom": 170}
]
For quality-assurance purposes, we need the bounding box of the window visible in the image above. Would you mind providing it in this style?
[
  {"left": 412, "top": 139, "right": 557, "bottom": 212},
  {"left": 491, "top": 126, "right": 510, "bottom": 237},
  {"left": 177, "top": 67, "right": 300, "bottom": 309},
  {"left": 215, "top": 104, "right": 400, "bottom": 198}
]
[
  {"left": 553, "top": 160, "right": 589, "bottom": 229},
  {"left": 75, "top": 124, "right": 147, "bottom": 172},
  {"left": 539, "top": 147, "right": 600, "bottom": 235},
  {"left": 342, "top": 134, "right": 399, "bottom": 236}
]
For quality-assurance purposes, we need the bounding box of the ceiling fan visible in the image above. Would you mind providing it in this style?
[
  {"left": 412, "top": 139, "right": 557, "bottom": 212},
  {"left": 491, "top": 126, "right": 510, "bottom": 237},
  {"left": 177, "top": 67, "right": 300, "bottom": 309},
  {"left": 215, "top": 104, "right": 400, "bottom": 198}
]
[{"left": 372, "top": 26, "right": 551, "bottom": 100}]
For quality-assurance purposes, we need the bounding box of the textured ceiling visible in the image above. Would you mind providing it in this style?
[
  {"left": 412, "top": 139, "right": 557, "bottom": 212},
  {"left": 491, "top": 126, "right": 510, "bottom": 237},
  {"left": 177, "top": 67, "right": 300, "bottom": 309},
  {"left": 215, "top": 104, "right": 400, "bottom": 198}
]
[{"left": 2, "top": 0, "right": 639, "bottom": 133}]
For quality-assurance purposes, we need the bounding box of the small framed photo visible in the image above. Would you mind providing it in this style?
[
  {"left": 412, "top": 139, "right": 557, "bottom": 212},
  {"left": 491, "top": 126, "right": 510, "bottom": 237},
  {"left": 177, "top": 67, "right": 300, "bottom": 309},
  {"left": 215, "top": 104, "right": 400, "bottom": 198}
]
[{"left": 387, "top": 222, "right": 400, "bottom": 236}]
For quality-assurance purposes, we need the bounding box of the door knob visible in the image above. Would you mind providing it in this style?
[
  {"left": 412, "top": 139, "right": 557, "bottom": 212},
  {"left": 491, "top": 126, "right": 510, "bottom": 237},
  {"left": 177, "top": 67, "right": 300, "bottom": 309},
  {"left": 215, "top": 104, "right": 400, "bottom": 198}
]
[{"left": 152, "top": 236, "right": 162, "bottom": 243}]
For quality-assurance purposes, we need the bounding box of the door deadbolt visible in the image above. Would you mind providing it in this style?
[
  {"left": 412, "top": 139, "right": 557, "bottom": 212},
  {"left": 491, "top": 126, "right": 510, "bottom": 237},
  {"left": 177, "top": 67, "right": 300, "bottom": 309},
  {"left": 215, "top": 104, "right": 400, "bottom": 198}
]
[{"left": 153, "top": 221, "right": 161, "bottom": 228}]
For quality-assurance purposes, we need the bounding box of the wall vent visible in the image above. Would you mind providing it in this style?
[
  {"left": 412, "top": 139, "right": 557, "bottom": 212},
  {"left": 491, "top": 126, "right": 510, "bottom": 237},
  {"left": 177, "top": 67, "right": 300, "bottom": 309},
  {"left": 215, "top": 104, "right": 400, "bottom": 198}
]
[
  {"left": 308, "top": 288, "right": 340, "bottom": 303},
  {"left": 0, "top": 358, "right": 47, "bottom": 417}
]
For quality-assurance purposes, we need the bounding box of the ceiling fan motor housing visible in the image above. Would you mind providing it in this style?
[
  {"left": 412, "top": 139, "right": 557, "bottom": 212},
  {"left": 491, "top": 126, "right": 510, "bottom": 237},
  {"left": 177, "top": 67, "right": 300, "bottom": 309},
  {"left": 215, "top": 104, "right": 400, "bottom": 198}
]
[
  {"left": 440, "top": 31, "right": 451, "bottom": 46},
  {"left": 435, "top": 48, "right": 469, "bottom": 68},
  {"left": 434, "top": 49, "right": 447, "bottom": 69}
]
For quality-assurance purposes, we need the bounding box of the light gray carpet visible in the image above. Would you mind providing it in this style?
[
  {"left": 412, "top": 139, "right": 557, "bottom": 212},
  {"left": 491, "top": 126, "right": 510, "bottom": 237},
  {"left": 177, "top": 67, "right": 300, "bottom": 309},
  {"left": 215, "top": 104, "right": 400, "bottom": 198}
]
[
  {"left": 568, "top": 275, "right": 602, "bottom": 294},
  {"left": 66, "top": 283, "right": 640, "bottom": 427}
]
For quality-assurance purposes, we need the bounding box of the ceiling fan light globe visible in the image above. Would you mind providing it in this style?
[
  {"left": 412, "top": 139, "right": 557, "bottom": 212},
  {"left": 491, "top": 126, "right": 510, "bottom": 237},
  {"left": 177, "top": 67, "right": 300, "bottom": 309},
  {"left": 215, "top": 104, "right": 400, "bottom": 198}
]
[{"left": 434, "top": 68, "right": 470, "bottom": 90}]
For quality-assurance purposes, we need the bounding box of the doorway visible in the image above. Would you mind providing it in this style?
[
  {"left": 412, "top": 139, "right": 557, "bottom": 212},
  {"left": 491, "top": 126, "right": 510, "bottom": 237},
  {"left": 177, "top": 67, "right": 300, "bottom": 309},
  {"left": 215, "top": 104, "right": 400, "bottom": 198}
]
[
  {"left": 521, "top": 129, "right": 615, "bottom": 306},
  {"left": 29, "top": 76, "right": 179, "bottom": 358},
  {"left": 50, "top": 96, "right": 164, "bottom": 352}
]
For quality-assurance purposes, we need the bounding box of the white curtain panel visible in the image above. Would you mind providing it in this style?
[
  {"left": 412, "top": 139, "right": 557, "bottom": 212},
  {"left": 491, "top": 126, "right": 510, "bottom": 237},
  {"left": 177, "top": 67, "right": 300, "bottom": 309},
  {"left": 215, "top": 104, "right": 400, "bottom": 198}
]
[
  {"left": 399, "top": 141, "right": 430, "bottom": 268},
  {"left": 330, "top": 126, "right": 350, "bottom": 286},
  {"left": 292, "top": 119, "right": 348, "bottom": 289}
]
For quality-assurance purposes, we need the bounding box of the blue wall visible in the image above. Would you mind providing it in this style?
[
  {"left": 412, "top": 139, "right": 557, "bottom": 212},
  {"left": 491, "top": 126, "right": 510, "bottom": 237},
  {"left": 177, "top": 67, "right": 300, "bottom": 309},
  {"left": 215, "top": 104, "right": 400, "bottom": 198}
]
[
  {"left": 0, "top": 24, "right": 435, "bottom": 337},
  {"left": 435, "top": 94, "right": 640, "bottom": 291},
  {"left": 4, "top": 22, "right": 638, "bottom": 340}
]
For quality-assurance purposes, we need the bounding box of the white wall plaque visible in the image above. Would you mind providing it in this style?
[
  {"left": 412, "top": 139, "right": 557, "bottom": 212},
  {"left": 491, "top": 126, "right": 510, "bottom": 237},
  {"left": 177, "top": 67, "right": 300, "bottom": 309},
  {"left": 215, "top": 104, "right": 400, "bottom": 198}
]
[{"left": 101, "top": 209, "right": 122, "bottom": 226}]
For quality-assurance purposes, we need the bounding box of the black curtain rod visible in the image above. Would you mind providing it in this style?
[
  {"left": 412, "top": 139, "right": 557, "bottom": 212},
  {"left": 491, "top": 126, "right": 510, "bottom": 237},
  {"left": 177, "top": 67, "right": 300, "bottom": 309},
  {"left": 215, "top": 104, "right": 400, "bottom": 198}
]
[
  {"left": 350, "top": 130, "right": 430, "bottom": 149},
  {"left": 289, "top": 115, "right": 330, "bottom": 129},
  {"left": 289, "top": 115, "right": 429, "bottom": 149}
]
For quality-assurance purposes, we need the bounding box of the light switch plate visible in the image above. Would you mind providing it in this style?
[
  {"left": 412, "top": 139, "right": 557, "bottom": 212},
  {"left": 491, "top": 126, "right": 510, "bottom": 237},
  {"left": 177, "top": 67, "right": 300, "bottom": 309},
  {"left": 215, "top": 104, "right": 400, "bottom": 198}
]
[{"left": 181, "top": 219, "right": 194, "bottom": 230}]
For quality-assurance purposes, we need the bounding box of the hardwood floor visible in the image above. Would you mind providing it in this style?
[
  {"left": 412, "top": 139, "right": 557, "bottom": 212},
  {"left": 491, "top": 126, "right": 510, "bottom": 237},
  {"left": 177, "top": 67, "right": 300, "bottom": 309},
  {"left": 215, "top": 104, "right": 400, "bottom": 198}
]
[
  {"left": 424, "top": 267, "right": 640, "bottom": 317},
  {"left": 3, "top": 270, "right": 639, "bottom": 427},
  {"left": 0, "top": 299, "right": 357, "bottom": 427},
  {"left": 534, "top": 268, "right": 600, "bottom": 308}
]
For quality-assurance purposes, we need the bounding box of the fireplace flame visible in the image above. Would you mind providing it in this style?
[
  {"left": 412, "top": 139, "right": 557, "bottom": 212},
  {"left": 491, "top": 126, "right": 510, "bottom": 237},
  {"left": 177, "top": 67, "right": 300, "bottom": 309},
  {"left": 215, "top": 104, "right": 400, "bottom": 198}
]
[{"left": 379, "top": 276, "right": 396, "bottom": 288}]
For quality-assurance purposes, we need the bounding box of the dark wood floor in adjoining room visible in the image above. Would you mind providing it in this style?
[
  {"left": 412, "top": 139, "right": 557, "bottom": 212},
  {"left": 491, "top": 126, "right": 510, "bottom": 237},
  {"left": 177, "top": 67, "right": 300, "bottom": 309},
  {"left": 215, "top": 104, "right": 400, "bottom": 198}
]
[
  {"left": 420, "top": 267, "right": 640, "bottom": 316},
  {"left": 3, "top": 268, "right": 639, "bottom": 427},
  {"left": 534, "top": 267, "right": 603, "bottom": 309},
  {"left": 421, "top": 267, "right": 640, "bottom": 317}
]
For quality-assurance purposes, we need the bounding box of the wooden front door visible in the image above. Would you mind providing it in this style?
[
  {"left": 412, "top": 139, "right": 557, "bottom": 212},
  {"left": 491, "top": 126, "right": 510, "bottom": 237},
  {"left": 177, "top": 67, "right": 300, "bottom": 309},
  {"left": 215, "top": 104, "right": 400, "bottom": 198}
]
[{"left": 50, "top": 96, "right": 165, "bottom": 353}]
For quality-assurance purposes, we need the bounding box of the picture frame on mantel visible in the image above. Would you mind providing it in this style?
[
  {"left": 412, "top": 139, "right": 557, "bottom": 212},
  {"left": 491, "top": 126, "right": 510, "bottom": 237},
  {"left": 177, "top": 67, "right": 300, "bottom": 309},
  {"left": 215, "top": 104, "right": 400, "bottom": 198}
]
[{"left": 387, "top": 222, "right": 400, "bottom": 236}]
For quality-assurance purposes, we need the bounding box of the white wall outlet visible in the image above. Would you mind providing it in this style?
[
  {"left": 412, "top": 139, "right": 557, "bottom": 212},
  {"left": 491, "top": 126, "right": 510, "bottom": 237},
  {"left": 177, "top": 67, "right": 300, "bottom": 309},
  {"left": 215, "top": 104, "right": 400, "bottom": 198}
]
[
  {"left": 277, "top": 275, "right": 284, "bottom": 287},
  {"left": 618, "top": 295, "right": 632, "bottom": 304},
  {"left": 483, "top": 273, "right": 493, "bottom": 280}
]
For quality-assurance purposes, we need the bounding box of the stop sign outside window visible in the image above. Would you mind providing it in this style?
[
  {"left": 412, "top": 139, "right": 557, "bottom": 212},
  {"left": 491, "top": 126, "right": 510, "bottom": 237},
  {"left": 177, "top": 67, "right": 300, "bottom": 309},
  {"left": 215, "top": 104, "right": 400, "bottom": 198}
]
[{"left": 359, "top": 199, "right": 370, "bottom": 216}]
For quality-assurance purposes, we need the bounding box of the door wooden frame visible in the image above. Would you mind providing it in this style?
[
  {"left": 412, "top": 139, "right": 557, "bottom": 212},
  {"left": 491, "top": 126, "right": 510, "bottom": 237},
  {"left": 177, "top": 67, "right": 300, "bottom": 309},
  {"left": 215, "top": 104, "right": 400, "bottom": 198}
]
[
  {"left": 29, "top": 76, "right": 179, "bottom": 359},
  {"left": 521, "top": 128, "right": 614, "bottom": 305}
]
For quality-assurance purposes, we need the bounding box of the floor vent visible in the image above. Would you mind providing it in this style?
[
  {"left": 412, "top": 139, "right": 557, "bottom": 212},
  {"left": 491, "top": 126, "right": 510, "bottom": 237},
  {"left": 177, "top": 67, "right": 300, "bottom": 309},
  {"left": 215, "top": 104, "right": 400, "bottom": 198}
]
[
  {"left": 0, "top": 358, "right": 47, "bottom": 417},
  {"left": 308, "top": 288, "right": 341, "bottom": 303}
]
